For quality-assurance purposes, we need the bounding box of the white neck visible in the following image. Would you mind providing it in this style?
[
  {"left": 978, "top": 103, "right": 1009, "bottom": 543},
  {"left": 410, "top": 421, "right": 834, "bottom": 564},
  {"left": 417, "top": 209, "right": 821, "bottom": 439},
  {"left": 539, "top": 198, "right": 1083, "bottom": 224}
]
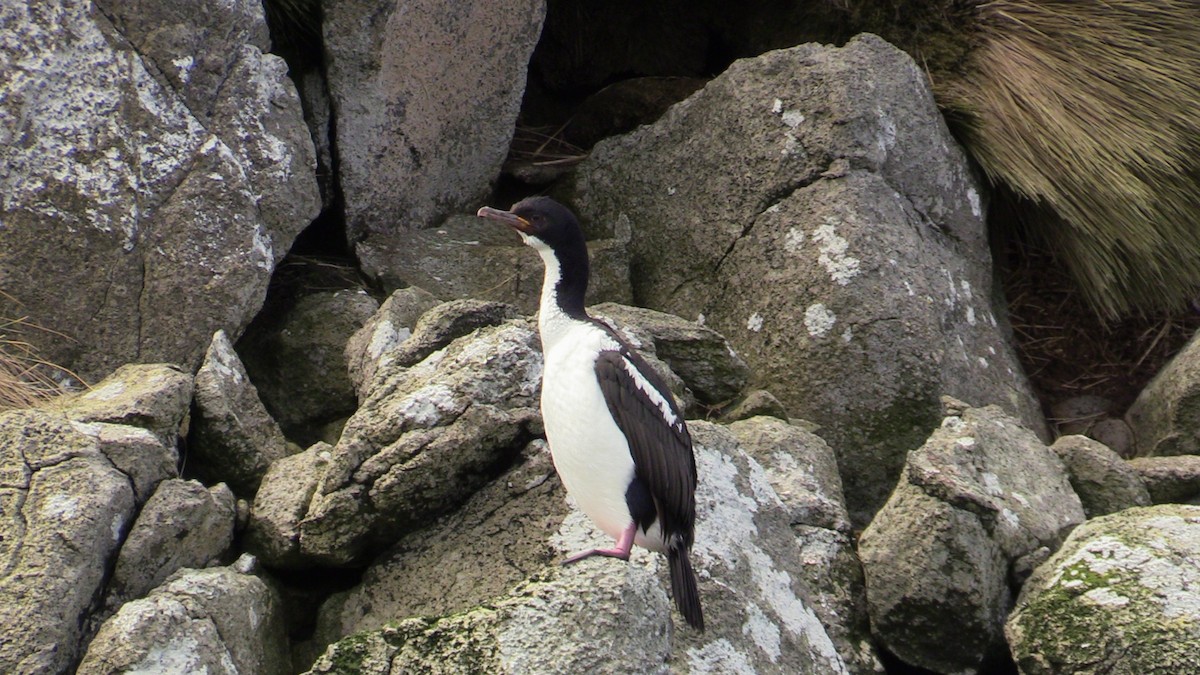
[{"left": 529, "top": 239, "right": 581, "bottom": 352}]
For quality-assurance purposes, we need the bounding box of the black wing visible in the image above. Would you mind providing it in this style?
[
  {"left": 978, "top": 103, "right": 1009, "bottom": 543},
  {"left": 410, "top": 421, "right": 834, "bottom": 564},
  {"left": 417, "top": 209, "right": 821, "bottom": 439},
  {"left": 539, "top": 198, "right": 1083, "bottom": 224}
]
[{"left": 593, "top": 345, "right": 697, "bottom": 543}]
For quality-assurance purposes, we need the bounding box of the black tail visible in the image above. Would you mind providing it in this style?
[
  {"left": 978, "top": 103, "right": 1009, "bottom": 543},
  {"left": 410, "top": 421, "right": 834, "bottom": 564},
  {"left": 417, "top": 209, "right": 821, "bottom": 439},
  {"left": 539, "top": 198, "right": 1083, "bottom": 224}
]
[{"left": 668, "top": 540, "right": 704, "bottom": 630}]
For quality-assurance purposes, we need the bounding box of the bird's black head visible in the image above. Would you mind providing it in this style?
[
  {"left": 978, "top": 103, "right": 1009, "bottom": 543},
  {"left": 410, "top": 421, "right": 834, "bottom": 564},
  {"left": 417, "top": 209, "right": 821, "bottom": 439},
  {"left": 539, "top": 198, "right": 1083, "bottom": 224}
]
[
  {"left": 477, "top": 196, "right": 585, "bottom": 253},
  {"left": 477, "top": 196, "right": 590, "bottom": 318}
]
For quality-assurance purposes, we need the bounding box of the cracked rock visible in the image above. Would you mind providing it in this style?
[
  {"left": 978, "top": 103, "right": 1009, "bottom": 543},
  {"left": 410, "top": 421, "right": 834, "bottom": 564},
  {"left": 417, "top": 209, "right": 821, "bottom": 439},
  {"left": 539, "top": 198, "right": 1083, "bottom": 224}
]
[
  {"left": 0, "top": 410, "right": 138, "bottom": 673},
  {"left": 254, "top": 318, "right": 543, "bottom": 567},
  {"left": 572, "top": 33, "right": 1044, "bottom": 526}
]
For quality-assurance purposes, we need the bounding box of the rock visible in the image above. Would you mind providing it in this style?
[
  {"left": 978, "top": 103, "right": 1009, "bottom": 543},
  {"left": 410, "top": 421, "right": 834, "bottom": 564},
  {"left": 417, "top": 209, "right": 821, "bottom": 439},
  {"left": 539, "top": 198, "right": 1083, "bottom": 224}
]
[
  {"left": 53, "top": 363, "right": 193, "bottom": 444},
  {"left": 238, "top": 289, "right": 379, "bottom": 443},
  {"left": 720, "top": 389, "right": 791, "bottom": 424},
  {"left": 1049, "top": 395, "right": 1116, "bottom": 436},
  {"left": 728, "top": 417, "right": 878, "bottom": 673},
  {"left": 104, "top": 479, "right": 237, "bottom": 609},
  {"left": 561, "top": 76, "right": 709, "bottom": 150},
  {"left": 190, "top": 330, "right": 290, "bottom": 496},
  {"left": 1127, "top": 332, "right": 1200, "bottom": 456},
  {"left": 355, "top": 214, "right": 633, "bottom": 315},
  {"left": 858, "top": 404, "right": 1084, "bottom": 674},
  {"left": 1050, "top": 435, "right": 1150, "bottom": 518},
  {"left": 262, "top": 319, "right": 542, "bottom": 567},
  {"left": 245, "top": 443, "right": 334, "bottom": 569},
  {"left": 1090, "top": 418, "right": 1136, "bottom": 459},
  {"left": 571, "top": 33, "right": 1044, "bottom": 526},
  {"left": 390, "top": 299, "right": 521, "bottom": 370},
  {"left": 310, "top": 421, "right": 862, "bottom": 674},
  {"left": 0, "top": 410, "right": 138, "bottom": 673},
  {"left": 1006, "top": 505, "right": 1200, "bottom": 675},
  {"left": 0, "top": 0, "right": 319, "bottom": 382},
  {"left": 1126, "top": 455, "right": 1200, "bottom": 504},
  {"left": 345, "top": 287, "right": 442, "bottom": 398},
  {"left": 591, "top": 303, "right": 751, "bottom": 405},
  {"left": 72, "top": 421, "right": 179, "bottom": 503},
  {"left": 78, "top": 557, "right": 290, "bottom": 675},
  {"left": 324, "top": 0, "right": 545, "bottom": 242}
]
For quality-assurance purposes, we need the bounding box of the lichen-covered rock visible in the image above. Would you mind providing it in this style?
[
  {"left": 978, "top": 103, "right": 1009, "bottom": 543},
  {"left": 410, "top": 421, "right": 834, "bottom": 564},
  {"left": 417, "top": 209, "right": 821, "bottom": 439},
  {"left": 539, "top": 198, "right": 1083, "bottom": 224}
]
[
  {"left": 104, "top": 479, "right": 236, "bottom": 610},
  {"left": 265, "top": 319, "right": 542, "bottom": 567},
  {"left": 78, "top": 556, "right": 290, "bottom": 675},
  {"left": 355, "top": 214, "right": 633, "bottom": 316},
  {"left": 191, "top": 330, "right": 290, "bottom": 495},
  {"left": 0, "top": 0, "right": 319, "bottom": 382},
  {"left": 53, "top": 363, "right": 193, "bottom": 444},
  {"left": 1006, "top": 505, "right": 1200, "bottom": 675},
  {"left": 0, "top": 410, "right": 138, "bottom": 673},
  {"left": 571, "top": 33, "right": 1044, "bottom": 525},
  {"left": 1127, "top": 332, "right": 1200, "bottom": 457},
  {"left": 592, "top": 303, "right": 751, "bottom": 405},
  {"left": 325, "top": 0, "right": 545, "bottom": 242},
  {"left": 728, "top": 416, "right": 877, "bottom": 673},
  {"left": 858, "top": 403, "right": 1084, "bottom": 674},
  {"left": 1051, "top": 435, "right": 1150, "bottom": 518},
  {"left": 387, "top": 299, "right": 521, "bottom": 371},
  {"left": 238, "top": 289, "right": 379, "bottom": 442},
  {"left": 308, "top": 421, "right": 858, "bottom": 673},
  {"left": 345, "top": 287, "right": 442, "bottom": 398},
  {"left": 1126, "top": 454, "right": 1200, "bottom": 504}
]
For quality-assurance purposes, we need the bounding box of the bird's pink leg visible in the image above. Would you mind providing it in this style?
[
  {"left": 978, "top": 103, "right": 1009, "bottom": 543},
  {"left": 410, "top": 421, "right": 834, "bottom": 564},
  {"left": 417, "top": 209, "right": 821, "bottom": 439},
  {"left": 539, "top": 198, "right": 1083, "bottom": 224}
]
[{"left": 561, "top": 522, "right": 637, "bottom": 564}]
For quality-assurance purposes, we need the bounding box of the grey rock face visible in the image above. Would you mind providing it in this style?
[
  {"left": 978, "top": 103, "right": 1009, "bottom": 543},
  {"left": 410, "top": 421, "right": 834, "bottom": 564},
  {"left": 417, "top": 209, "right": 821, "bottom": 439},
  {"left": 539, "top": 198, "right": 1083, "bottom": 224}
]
[
  {"left": 1051, "top": 435, "right": 1150, "bottom": 518},
  {"left": 78, "top": 557, "right": 290, "bottom": 675},
  {"left": 0, "top": 410, "right": 139, "bottom": 673},
  {"left": 1127, "top": 331, "right": 1200, "bottom": 457},
  {"left": 238, "top": 289, "right": 380, "bottom": 440},
  {"left": 858, "top": 404, "right": 1084, "bottom": 674},
  {"left": 344, "top": 287, "right": 442, "bottom": 398},
  {"left": 105, "top": 479, "right": 236, "bottom": 609},
  {"left": 572, "top": 34, "right": 1043, "bottom": 525},
  {"left": 355, "top": 214, "right": 633, "bottom": 315},
  {"left": 1007, "top": 505, "right": 1200, "bottom": 675},
  {"left": 191, "top": 330, "right": 290, "bottom": 495},
  {"left": 0, "top": 0, "right": 319, "bottom": 382},
  {"left": 325, "top": 0, "right": 545, "bottom": 242},
  {"left": 1126, "top": 454, "right": 1200, "bottom": 504},
  {"left": 255, "top": 319, "right": 542, "bottom": 567},
  {"left": 388, "top": 299, "right": 522, "bottom": 371},
  {"left": 309, "top": 421, "right": 859, "bottom": 674}
]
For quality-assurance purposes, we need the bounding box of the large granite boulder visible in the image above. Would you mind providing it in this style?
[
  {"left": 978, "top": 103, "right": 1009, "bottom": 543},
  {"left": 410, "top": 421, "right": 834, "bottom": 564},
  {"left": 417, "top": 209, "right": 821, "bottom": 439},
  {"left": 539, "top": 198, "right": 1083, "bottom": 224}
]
[
  {"left": 190, "top": 330, "right": 290, "bottom": 496},
  {"left": 78, "top": 556, "right": 290, "bottom": 675},
  {"left": 344, "top": 287, "right": 442, "bottom": 399},
  {"left": 571, "top": 33, "right": 1044, "bottom": 524},
  {"left": 308, "top": 419, "right": 867, "bottom": 674},
  {"left": 1126, "top": 331, "right": 1200, "bottom": 457},
  {"left": 1126, "top": 455, "right": 1200, "bottom": 504},
  {"left": 858, "top": 402, "right": 1084, "bottom": 674},
  {"left": 1006, "top": 505, "right": 1200, "bottom": 675},
  {"left": 324, "top": 0, "right": 545, "bottom": 244},
  {"left": 0, "top": 0, "right": 319, "bottom": 382}
]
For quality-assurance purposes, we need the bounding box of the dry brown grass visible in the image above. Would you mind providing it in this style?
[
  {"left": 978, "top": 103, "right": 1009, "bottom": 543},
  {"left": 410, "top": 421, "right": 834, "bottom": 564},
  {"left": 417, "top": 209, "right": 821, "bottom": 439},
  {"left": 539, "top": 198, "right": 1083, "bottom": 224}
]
[
  {"left": 939, "top": 0, "right": 1200, "bottom": 317},
  {"left": 0, "top": 313, "right": 75, "bottom": 412}
]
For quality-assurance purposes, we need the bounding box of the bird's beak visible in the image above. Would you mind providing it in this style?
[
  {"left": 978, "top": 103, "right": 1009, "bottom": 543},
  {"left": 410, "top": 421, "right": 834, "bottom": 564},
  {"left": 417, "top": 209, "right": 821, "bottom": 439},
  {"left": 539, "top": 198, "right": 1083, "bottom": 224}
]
[{"left": 477, "top": 206, "right": 533, "bottom": 234}]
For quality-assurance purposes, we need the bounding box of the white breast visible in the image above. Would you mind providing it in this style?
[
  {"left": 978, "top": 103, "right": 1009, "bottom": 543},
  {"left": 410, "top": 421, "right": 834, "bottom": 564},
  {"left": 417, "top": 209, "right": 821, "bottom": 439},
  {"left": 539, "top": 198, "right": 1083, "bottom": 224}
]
[{"left": 540, "top": 322, "right": 637, "bottom": 541}]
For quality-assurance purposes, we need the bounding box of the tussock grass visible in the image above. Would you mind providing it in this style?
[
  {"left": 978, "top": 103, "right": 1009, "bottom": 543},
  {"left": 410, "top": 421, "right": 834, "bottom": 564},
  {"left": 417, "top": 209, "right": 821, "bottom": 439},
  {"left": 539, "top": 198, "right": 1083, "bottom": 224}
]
[
  {"left": 939, "top": 0, "right": 1200, "bottom": 317},
  {"left": 0, "top": 314, "right": 75, "bottom": 412}
]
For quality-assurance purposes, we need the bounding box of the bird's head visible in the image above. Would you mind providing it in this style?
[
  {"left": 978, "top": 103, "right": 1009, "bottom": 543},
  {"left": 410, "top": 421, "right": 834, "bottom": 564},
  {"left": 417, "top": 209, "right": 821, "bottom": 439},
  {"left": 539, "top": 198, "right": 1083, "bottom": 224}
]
[{"left": 477, "top": 196, "right": 584, "bottom": 253}]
